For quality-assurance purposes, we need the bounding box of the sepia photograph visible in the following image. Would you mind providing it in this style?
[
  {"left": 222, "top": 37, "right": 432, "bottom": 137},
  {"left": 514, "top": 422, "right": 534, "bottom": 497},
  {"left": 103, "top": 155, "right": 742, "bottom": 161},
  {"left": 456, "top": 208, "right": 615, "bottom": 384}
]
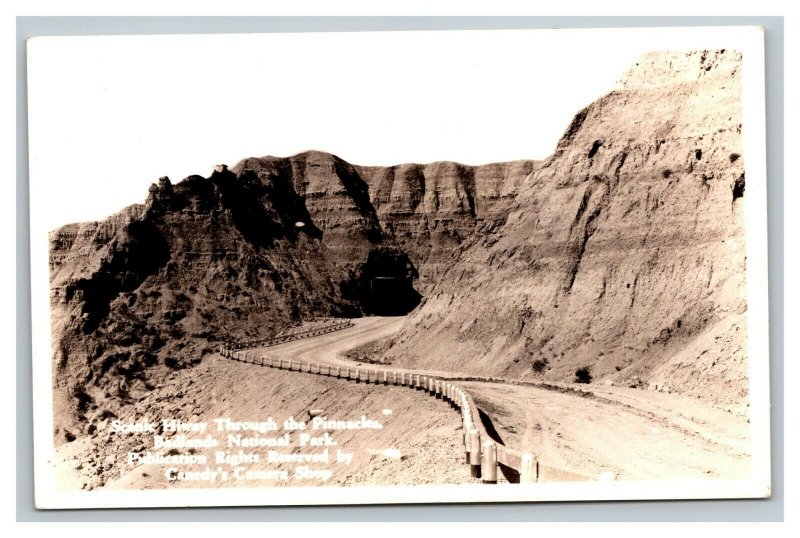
[{"left": 27, "top": 26, "right": 771, "bottom": 508}]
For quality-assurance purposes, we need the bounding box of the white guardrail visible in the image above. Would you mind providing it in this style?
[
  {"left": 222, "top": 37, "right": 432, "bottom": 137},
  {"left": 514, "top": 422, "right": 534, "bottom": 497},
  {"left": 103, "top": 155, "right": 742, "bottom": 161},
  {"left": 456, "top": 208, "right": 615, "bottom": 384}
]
[
  {"left": 223, "top": 320, "right": 355, "bottom": 351},
  {"left": 219, "top": 321, "right": 611, "bottom": 484}
]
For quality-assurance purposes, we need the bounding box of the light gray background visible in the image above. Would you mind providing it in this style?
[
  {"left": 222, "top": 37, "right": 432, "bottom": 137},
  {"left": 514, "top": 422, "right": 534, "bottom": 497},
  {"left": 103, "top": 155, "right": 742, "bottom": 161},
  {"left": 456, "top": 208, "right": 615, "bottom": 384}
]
[{"left": 16, "top": 16, "right": 784, "bottom": 522}]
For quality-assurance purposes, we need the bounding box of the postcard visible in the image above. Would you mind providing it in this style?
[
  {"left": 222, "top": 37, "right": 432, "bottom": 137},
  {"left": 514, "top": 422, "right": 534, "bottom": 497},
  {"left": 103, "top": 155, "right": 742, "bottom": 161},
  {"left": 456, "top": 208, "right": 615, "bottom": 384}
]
[{"left": 27, "top": 26, "right": 771, "bottom": 509}]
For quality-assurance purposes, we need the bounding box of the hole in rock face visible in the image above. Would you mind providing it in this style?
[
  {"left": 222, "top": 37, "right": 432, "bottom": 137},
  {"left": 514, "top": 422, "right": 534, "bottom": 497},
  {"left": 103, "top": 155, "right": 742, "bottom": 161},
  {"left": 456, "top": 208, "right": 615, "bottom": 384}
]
[
  {"left": 357, "top": 247, "right": 421, "bottom": 316},
  {"left": 695, "top": 149, "right": 702, "bottom": 160},
  {"left": 588, "top": 140, "right": 603, "bottom": 159},
  {"left": 732, "top": 173, "right": 745, "bottom": 201}
]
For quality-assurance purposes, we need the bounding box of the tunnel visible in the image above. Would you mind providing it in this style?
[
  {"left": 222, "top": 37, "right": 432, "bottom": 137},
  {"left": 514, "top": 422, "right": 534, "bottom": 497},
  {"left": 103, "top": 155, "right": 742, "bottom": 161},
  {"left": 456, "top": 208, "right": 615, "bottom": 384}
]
[
  {"left": 357, "top": 247, "right": 422, "bottom": 315},
  {"left": 369, "top": 276, "right": 419, "bottom": 316}
]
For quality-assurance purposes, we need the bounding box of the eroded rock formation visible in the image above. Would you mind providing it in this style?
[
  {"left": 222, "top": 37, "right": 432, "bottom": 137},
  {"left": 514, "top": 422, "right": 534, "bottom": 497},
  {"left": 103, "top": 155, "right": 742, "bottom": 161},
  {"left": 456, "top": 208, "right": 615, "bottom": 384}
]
[
  {"left": 383, "top": 50, "right": 748, "bottom": 407},
  {"left": 233, "top": 152, "right": 537, "bottom": 289},
  {"left": 49, "top": 152, "right": 531, "bottom": 443}
]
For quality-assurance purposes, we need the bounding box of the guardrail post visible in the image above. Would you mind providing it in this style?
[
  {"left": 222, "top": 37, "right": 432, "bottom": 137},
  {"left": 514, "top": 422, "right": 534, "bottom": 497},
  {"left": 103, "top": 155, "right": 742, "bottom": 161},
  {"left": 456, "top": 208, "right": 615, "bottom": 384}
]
[
  {"left": 258, "top": 356, "right": 264, "bottom": 366},
  {"left": 383, "top": 371, "right": 388, "bottom": 385},
  {"left": 435, "top": 380, "right": 442, "bottom": 399},
  {"left": 355, "top": 369, "right": 360, "bottom": 383},
  {"left": 520, "top": 453, "right": 538, "bottom": 484},
  {"left": 482, "top": 440, "right": 498, "bottom": 484},
  {"left": 469, "top": 429, "right": 482, "bottom": 478}
]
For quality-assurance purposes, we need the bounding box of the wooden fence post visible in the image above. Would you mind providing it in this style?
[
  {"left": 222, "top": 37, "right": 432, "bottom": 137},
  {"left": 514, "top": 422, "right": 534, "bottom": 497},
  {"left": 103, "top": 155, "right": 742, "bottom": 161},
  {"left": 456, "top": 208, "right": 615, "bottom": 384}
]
[
  {"left": 482, "top": 440, "right": 498, "bottom": 484},
  {"left": 469, "top": 429, "right": 482, "bottom": 478},
  {"left": 520, "top": 453, "right": 538, "bottom": 484}
]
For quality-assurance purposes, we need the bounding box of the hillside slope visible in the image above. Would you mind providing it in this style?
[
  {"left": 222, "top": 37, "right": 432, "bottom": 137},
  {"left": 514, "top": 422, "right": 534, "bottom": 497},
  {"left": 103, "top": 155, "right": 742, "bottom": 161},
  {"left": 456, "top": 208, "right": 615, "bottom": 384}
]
[{"left": 383, "top": 50, "right": 748, "bottom": 407}]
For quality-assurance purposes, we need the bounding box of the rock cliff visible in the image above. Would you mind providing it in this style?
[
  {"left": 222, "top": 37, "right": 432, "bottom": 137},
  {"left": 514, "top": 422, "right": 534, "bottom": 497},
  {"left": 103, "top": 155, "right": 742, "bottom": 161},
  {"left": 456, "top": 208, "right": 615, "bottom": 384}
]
[
  {"left": 356, "top": 159, "right": 537, "bottom": 287},
  {"left": 50, "top": 154, "right": 530, "bottom": 440},
  {"left": 49, "top": 166, "right": 368, "bottom": 441},
  {"left": 233, "top": 152, "right": 537, "bottom": 288},
  {"left": 383, "top": 50, "right": 748, "bottom": 407}
]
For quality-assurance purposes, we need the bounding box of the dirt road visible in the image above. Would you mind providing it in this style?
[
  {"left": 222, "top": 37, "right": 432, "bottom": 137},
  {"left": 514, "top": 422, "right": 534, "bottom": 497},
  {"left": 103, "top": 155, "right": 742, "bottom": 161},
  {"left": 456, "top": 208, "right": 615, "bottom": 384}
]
[{"left": 254, "top": 317, "right": 751, "bottom": 481}]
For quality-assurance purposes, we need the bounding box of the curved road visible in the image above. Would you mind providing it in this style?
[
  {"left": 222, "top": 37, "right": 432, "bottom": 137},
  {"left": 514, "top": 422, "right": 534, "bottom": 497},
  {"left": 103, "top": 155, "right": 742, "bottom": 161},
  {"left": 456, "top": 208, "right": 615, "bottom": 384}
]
[{"left": 252, "top": 317, "right": 751, "bottom": 481}]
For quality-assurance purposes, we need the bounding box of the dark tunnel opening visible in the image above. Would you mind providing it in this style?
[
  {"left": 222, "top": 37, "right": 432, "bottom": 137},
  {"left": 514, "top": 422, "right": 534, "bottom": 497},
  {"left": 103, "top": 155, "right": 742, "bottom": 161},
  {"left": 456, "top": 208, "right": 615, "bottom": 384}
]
[
  {"left": 357, "top": 247, "right": 422, "bottom": 315},
  {"left": 369, "top": 276, "right": 421, "bottom": 316}
]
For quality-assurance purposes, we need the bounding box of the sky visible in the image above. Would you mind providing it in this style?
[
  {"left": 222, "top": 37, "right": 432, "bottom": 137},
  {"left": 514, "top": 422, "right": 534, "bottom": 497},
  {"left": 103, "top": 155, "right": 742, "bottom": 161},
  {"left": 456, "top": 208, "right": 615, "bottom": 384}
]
[{"left": 27, "top": 27, "right": 755, "bottom": 231}]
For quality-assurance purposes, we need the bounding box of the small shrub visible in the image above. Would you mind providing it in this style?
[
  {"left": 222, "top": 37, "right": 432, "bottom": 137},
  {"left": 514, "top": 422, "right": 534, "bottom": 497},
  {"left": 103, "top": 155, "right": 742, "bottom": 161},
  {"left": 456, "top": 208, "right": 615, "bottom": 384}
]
[
  {"left": 532, "top": 358, "right": 549, "bottom": 373},
  {"left": 575, "top": 366, "right": 592, "bottom": 384}
]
